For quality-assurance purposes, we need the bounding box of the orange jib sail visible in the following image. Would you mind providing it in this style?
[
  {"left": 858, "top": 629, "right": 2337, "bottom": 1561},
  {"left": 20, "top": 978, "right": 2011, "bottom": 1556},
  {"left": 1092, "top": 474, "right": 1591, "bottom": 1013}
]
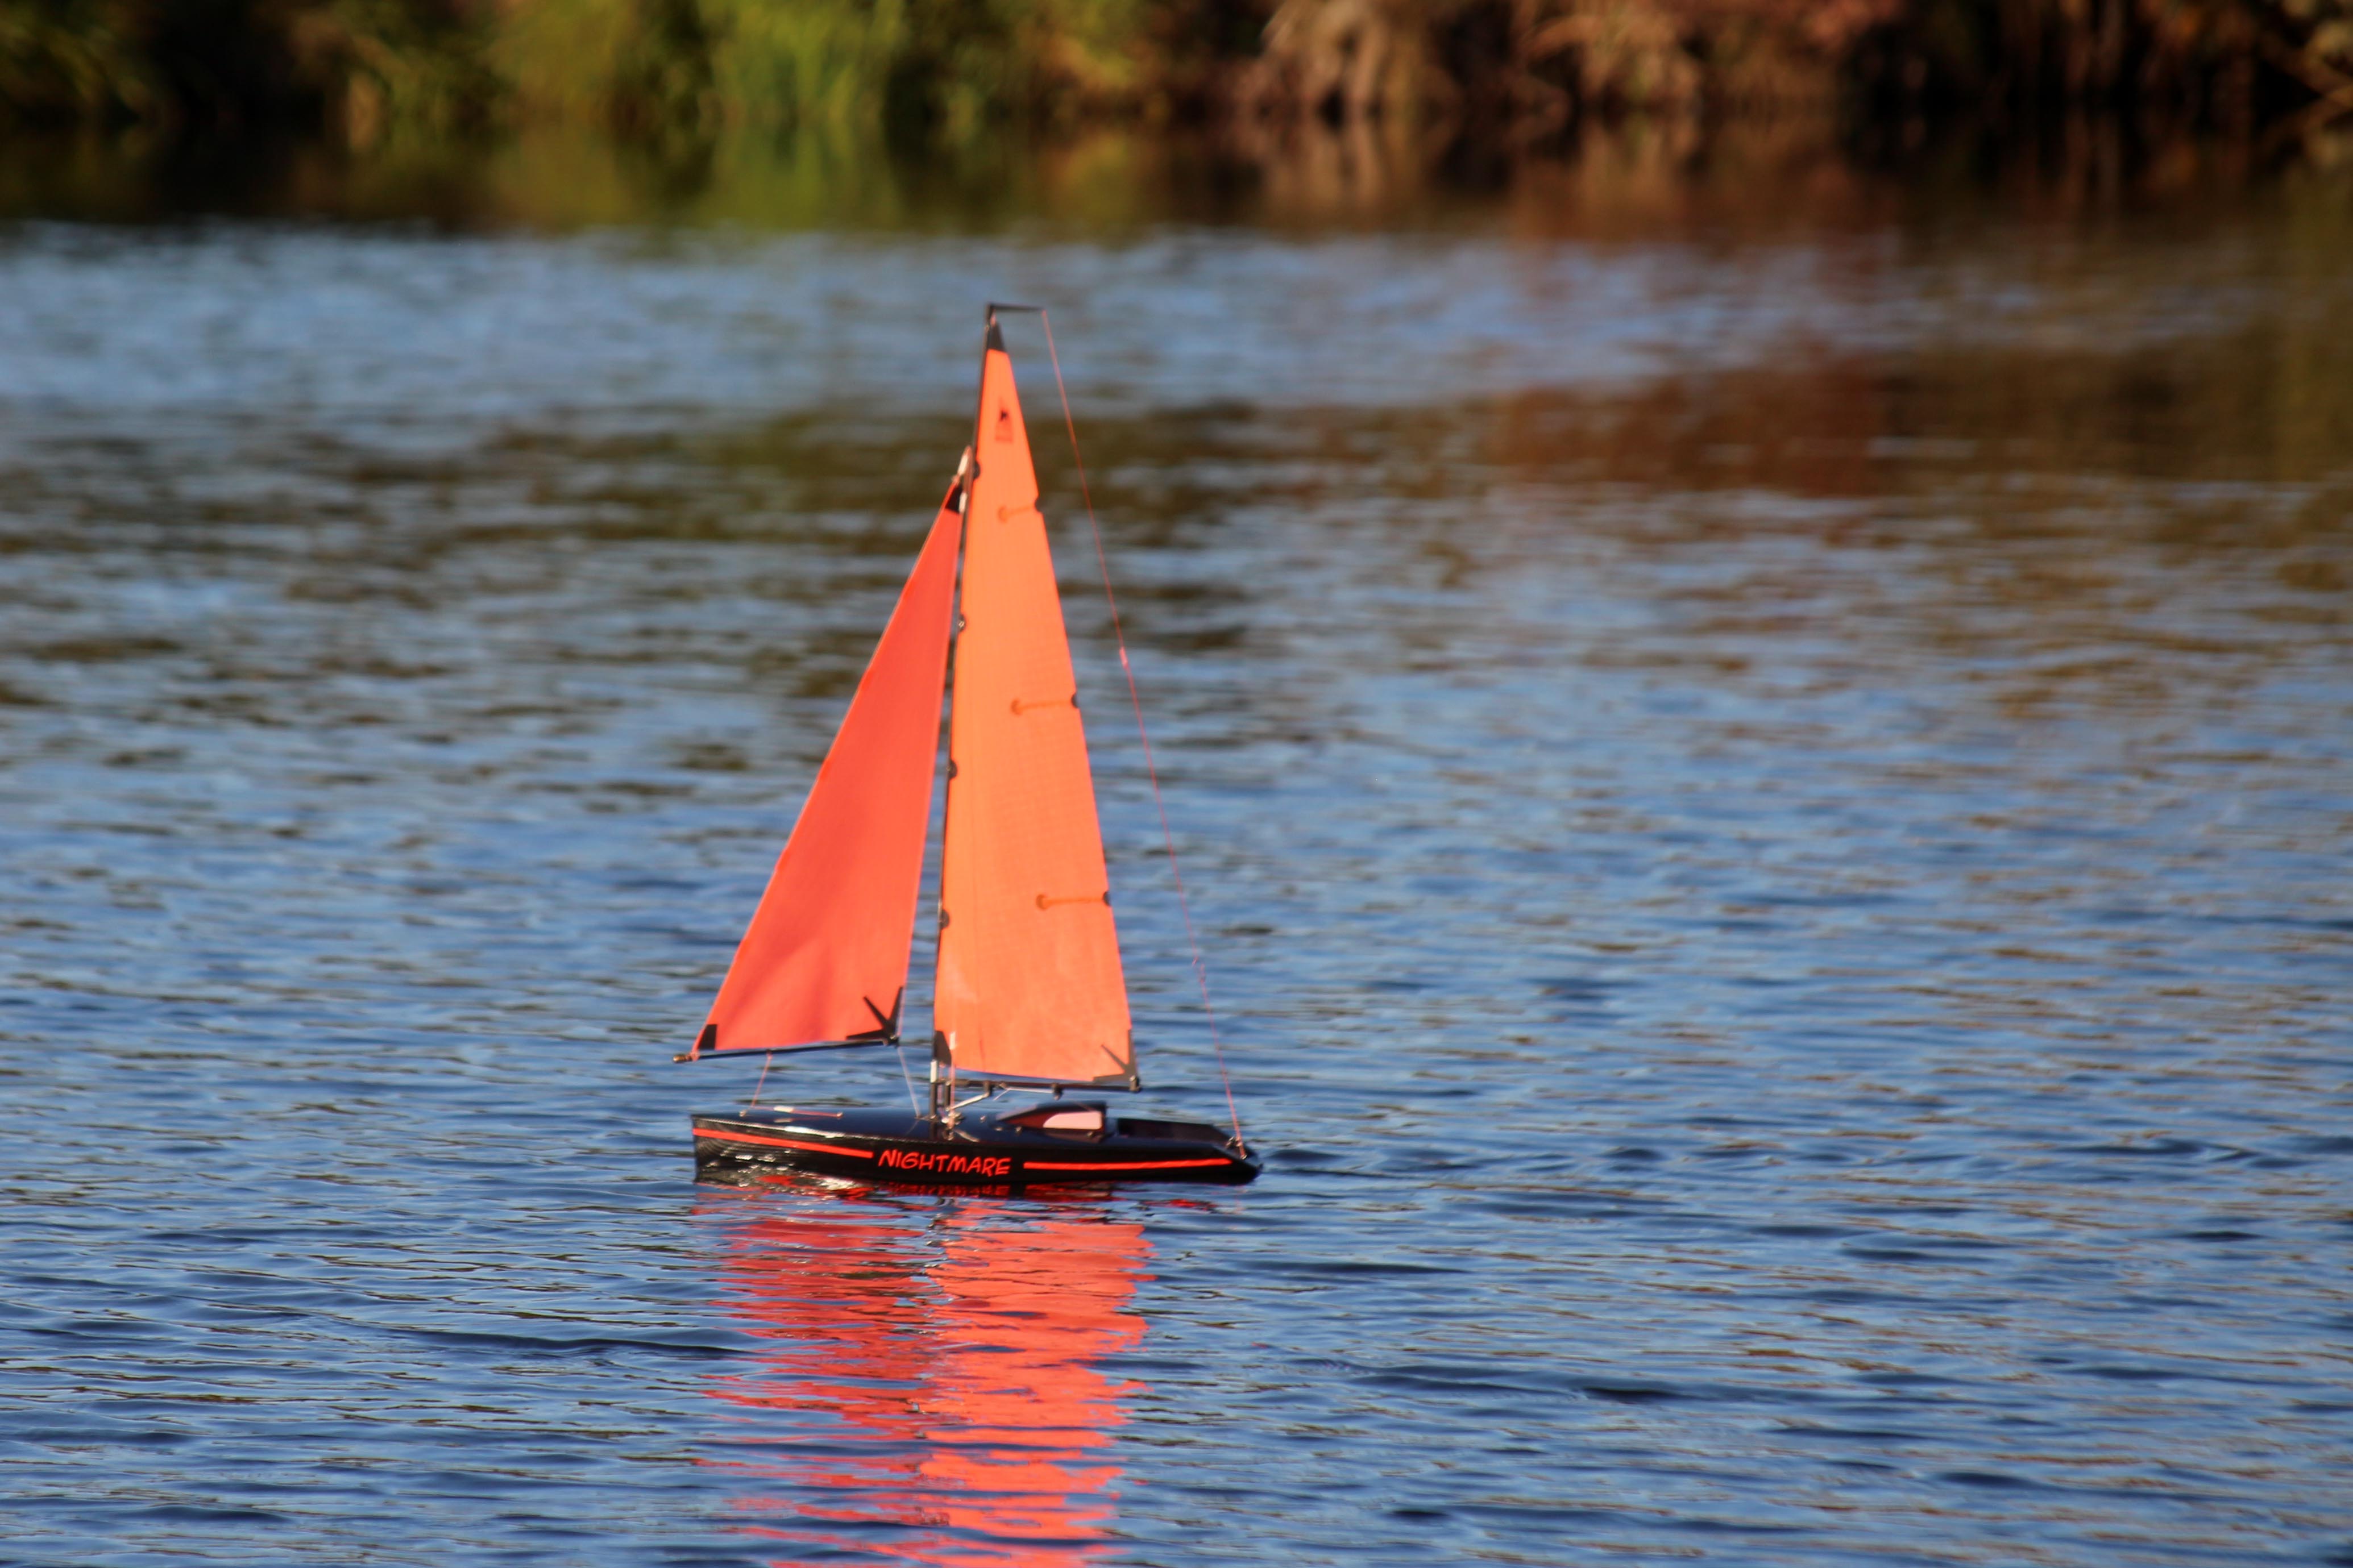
[
  {"left": 699, "top": 486, "right": 962, "bottom": 1055},
  {"left": 935, "top": 328, "right": 1135, "bottom": 1087}
]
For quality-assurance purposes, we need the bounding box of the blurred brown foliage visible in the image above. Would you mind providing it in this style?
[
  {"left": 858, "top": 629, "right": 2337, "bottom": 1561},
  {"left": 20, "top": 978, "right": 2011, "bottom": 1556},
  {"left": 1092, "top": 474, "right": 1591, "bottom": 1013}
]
[
  {"left": 0, "top": 0, "right": 497, "bottom": 134},
  {"left": 1241, "top": 0, "right": 2353, "bottom": 130},
  {"left": 1, "top": 0, "right": 2348, "bottom": 141}
]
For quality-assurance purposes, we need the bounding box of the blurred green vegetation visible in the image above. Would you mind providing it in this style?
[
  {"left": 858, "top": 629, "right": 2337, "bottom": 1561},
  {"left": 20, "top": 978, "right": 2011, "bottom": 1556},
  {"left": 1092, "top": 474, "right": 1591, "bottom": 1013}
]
[
  {"left": 1, "top": 0, "right": 2349, "bottom": 144},
  {"left": 0, "top": 0, "right": 1222, "bottom": 139}
]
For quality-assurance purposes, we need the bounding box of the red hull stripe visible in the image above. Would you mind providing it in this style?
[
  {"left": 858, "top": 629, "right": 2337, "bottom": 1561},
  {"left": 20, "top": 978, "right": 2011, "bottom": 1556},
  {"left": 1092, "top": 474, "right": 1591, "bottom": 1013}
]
[
  {"left": 696, "top": 1128, "right": 875, "bottom": 1159},
  {"left": 1023, "top": 1157, "right": 1234, "bottom": 1171}
]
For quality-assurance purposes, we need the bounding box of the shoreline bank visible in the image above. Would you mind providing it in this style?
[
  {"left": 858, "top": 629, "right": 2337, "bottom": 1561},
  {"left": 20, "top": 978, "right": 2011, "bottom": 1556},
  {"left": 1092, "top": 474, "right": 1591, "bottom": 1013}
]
[{"left": 3, "top": 0, "right": 2351, "bottom": 151}]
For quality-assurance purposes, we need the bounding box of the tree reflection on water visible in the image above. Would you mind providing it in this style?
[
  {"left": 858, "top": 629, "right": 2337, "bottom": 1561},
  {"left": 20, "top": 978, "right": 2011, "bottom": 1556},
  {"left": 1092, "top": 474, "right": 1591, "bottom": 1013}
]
[{"left": 704, "top": 1190, "right": 1151, "bottom": 1567}]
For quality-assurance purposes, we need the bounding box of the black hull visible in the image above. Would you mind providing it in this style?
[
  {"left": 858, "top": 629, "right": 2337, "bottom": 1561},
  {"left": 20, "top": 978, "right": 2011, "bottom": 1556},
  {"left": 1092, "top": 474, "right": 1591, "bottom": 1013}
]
[{"left": 692, "top": 1104, "right": 1258, "bottom": 1186}]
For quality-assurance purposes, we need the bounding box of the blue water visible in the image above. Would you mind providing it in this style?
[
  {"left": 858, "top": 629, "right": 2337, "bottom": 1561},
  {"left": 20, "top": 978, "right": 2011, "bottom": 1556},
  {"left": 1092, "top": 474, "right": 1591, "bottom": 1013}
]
[{"left": 2, "top": 152, "right": 2351, "bottom": 1566}]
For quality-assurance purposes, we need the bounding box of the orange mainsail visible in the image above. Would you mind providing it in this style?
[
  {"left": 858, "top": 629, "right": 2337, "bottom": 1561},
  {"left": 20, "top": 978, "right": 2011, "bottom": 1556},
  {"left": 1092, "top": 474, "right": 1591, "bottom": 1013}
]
[
  {"left": 934, "top": 327, "right": 1136, "bottom": 1087},
  {"left": 698, "top": 486, "right": 962, "bottom": 1055}
]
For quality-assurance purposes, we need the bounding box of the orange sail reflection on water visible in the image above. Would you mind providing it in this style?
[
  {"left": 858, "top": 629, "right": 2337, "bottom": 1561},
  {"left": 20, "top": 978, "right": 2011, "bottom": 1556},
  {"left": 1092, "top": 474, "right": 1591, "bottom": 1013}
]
[{"left": 708, "top": 1200, "right": 1151, "bottom": 1567}]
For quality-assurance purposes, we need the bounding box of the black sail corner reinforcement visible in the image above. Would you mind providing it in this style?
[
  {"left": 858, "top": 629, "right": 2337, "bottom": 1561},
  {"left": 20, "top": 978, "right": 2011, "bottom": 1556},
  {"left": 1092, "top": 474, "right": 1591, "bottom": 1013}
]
[
  {"left": 675, "top": 1021, "right": 718, "bottom": 1063},
  {"left": 1097, "top": 1038, "right": 1140, "bottom": 1092},
  {"left": 847, "top": 988, "right": 903, "bottom": 1043}
]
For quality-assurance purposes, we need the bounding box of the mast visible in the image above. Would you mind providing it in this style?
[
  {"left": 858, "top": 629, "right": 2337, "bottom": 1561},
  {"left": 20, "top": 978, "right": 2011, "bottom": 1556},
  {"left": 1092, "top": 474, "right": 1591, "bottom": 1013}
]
[{"left": 929, "top": 446, "right": 973, "bottom": 1125}]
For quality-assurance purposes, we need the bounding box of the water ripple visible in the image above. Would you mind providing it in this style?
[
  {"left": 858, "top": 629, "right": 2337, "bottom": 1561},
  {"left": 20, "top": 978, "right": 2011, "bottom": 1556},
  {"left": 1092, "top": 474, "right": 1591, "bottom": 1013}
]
[{"left": 2, "top": 185, "right": 2351, "bottom": 1566}]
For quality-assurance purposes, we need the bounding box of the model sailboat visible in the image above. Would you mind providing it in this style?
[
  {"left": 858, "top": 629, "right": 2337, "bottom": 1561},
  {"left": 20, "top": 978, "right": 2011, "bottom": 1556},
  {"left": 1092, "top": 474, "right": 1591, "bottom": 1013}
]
[{"left": 683, "top": 311, "right": 1256, "bottom": 1186}]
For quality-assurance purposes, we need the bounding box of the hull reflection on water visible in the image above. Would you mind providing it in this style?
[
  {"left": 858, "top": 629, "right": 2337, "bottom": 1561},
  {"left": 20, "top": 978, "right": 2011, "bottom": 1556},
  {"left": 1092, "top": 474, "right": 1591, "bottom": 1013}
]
[{"left": 706, "top": 1191, "right": 1150, "bottom": 1566}]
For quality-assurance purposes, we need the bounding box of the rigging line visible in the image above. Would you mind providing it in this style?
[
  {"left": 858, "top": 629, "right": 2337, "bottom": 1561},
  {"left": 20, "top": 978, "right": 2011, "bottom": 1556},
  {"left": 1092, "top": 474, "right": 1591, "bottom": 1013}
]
[
  {"left": 1038, "top": 309, "right": 1244, "bottom": 1153},
  {"left": 745, "top": 1050, "right": 773, "bottom": 1111},
  {"left": 895, "top": 1041, "right": 922, "bottom": 1113}
]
